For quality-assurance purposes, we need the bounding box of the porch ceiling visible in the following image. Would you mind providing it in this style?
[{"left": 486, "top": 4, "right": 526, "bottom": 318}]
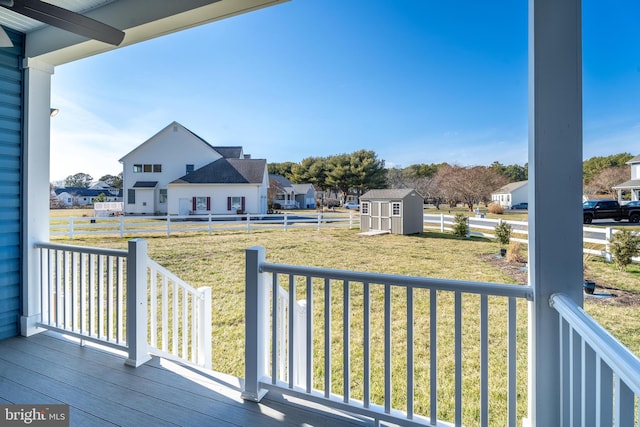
[{"left": 0, "top": 0, "right": 288, "bottom": 66}]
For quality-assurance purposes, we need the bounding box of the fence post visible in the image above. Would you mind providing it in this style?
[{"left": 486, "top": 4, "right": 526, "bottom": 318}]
[
  {"left": 605, "top": 227, "right": 613, "bottom": 263},
  {"left": 317, "top": 213, "right": 322, "bottom": 231},
  {"left": 197, "top": 287, "right": 212, "bottom": 369},
  {"left": 119, "top": 215, "right": 125, "bottom": 238},
  {"left": 125, "top": 239, "right": 151, "bottom": 367},
  {"left": 69, "top": 217, "right": 74, "bottom": 239},
  {"left": 349, "top": 212, "right": 353, "bottom": 229},
  {"left": 466, "top": 216, "right": 470, "bottom": 238},
  {"left": 242, "top": 246, "right": 269, "bottom": 402},
  {"left": 247, "top": 213, "right": 251, "bottom": 234},
  {"left": 440, "top": 213, "right": 445, "bottom": 233},
  {"left": 166, "top": 215, "right": 171, "bottom": 237},
  {"left": 209, "top": 213, "right": 213, "bottom": 235},
  {"left": 284, "top": 212, "right": 289, "bottom": 232}
]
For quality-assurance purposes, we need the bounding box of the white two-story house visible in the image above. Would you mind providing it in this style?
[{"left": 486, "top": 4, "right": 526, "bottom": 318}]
[{"left": 119, "top": 121, "right": 268, "bottom": 215}]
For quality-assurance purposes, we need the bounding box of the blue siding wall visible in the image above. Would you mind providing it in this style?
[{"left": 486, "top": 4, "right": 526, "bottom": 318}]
[{"left": 0, "top": 28, "right": 23, "bottom": 340}]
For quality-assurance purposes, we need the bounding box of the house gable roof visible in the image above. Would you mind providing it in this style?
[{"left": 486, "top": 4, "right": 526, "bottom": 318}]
[
  {"left": 492, "top": 180, "right": 528, "bottom": 195},
  {"left": 213, "top": 146, "right": 244, "bottom": 159},
  {"left": 118, "top": 121, "right": 219, "bottom": 163},
  {"left": 171, "top": 158, "right": 267, "bottom": 184},
  {"left": 361, "top": 188, "right": 422, "bottom": 200},
  {"left": 269, "top": 174, "right": 294, "bottom": 189}
]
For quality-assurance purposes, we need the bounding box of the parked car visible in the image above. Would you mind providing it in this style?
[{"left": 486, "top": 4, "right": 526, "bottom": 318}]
[
  {"left": 343, "top": 201, "right": 359, "bottom": 209},
  {"left": 511, "top": 202, "right": 528, "bottom": 210}
]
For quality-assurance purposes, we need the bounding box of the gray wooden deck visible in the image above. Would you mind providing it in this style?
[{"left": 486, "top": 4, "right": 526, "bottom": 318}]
[{"left": 0, "top": 332, "right": 371, "bottom": 426}]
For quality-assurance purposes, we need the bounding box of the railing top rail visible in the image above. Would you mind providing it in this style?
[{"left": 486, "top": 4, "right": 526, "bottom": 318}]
[
  {"left": 34, "top": 241, "right": 127, "bottom": 257},
  {"left": 551, "top": 293, "right": 640, "bottom": 395},
  {"left": 147, "top": 258, "right": 202, "bottom": 296},
  {"left": 260, "top": 261, "right": 533, "bottom": 300}
]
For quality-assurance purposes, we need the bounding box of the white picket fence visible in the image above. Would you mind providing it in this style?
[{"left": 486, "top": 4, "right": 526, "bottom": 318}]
[
  {"left": 423, "top": 213, "right": 639, "bottom": 263},
  {"left": 50, "top": 212, "right": 356, "bottom": 239}
]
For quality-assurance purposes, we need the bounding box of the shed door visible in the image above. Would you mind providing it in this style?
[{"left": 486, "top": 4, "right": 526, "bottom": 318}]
[
  {"left": 380, "top": 202, "right": 391, "bottom": 231},
  {"left": 371, "top": 201, "right": 391, "bottom": 231}
]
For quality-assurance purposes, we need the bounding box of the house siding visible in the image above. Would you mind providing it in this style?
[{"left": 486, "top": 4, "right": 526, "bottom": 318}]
[{"left": 0, "top": 29, "right": 24, "bottom": 340}]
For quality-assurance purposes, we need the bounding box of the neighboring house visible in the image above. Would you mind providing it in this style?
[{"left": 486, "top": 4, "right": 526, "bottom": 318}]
[
  {"left": 120, "top": 121, "right": 267, "bottom": 215},
  {"left": 612, "top": 154, "right": 640, "bottom": 201},
  {"left": 292, "top": 183, "right": 317, "bottom": 209},
  {"left": 269, "top": 174, "right": 297, "bottom": 209},
  {"left": 169, "top": 158, "right": 269, "bottom": 215},
  {"left": 53, "top": 187, "right": 121, "bottom": 207},
  {"left": 491, "top": 180, "right": 528, "bottom": 208},
  {"left": 360, "top": 189, "right": 424, "bottom": 235}
]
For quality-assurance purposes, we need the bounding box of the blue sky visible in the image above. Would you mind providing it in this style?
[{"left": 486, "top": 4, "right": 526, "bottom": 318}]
[{"left": 50, "top": 0, "right": 640, "bottom": 182}]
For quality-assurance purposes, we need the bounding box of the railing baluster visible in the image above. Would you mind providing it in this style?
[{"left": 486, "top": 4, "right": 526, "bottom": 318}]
[
  {"left": 272, "top": 273, "right": 279, "bottom": 385},
  {"left": 582, "top": 341, "right": 596, "bottom": 425},
  {"left": 98, "top": 255, "right": 104, "bottom": 339},
  {"left": 117, "top": 256, "right": 124, "bottom": 343},
  {"left": 455, "top": 291, "right": 462, "bottom": 426},
  {"left": 430, "top": 289, "right": 437, "bottom": 425},
  {"left": 306, "top": 276, "right": 313, "bottom": 394},
  {"left": 107, "top": 256, "right": 114, "bottom": 341},
  {"left": 480, "top": 294, "right": 488, "bottom": 427},
  {"left": 80, "top": 253, "right": 85, "bottom": 334},
  {"left": 56, "top": 250, "right": 62, "bottom": 327},
  {"left": 289, "top": 274, "right": 295, "bottom": 389},
  {"left": 407, "top": 285, "right": 414, "bottom": 419},
  {"left": 343, "top": 279, "right": 350, "bottom": 403},
  {"left": 363, "top": 281, "right": 371, "bottom": 408},
  {"left": 597, "top": 356, "right": 613, "bottom": 426},
  {"left": 615, "top": 377, "right": 634, "bottom": 427},
  {"left": 162, "top": 275, "right": 168, "bottom": 351},
  {"left": 149, "top": 265, "right": 156, "bottom": 348},
  {"left": 570, "top": 327, "right": 582, "bottom": 426},
  {"left": 384, "top": 283, "right": 392, "bottom": 414},
  {"left": 172, "top": 281, "right": 178, "bottom": 355},
  {"left": 182, "top": 287, "right": 188, "bottom": 359},
  {"left": 508, "top": 297, "right": 516, "bottom": 427},
  {"left": 324, "top": 277, "right": 331, "bottom": 398},
  {"left": 89, "top": 253, "right": 95, "bottom": 336}
]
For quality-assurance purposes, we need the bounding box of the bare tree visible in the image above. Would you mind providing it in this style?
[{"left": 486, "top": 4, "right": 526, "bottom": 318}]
[{"left": 584, "top": 166, "right": 629, "bottom": 198}]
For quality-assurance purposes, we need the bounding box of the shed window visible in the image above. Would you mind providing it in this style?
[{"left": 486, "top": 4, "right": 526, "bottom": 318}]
[
  {"left": 392, "top": 202, "right": 401, "bottom": 216},
  {"left": 361, "top": 202, "right": 369, "bottom": 214}
]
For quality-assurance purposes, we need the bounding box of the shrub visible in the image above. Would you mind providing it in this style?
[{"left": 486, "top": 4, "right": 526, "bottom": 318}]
[
  {"left": 452, "top": 213, "right": 469, "bottom": 238},
  {"left": 494, "top": 220, "right": 512, "bottom": 248},
  {"left": 487, "top": 203, "right": 504, "bottom": 214},
  {"left": 609, "top": 230, "right": 640, "bottom": 271}
]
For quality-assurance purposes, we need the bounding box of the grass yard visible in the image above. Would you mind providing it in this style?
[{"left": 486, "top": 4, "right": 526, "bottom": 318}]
[{"left": 48, "top": 209, "right": 640, "bottom": 425}]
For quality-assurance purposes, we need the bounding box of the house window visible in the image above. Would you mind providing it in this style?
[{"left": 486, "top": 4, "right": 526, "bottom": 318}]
[
  {"left": 392, "top": 202, "right": 401, "bottom": 216},
  {"left": 227, "top": 196, "right": 246, "bottom": 212},
  {"left": 159, "top": 189, "right": 167, "bottom": 203},
  {"left": 127, "top": 189, "right": 135, "bottom": 204},
  {"left": 193, "top": 196, "right": 210, "bottom": 211},
  {"left": 186, "top": 164, "right": 195, "bottom": 174},
  {"left": 133, "top": 164, "right": 142, "bottom": 173},
  {"left": 153, "top": 164, "right": 162, "bottom": 173},
  {"left": 143, "top": 164, "right": 152, "bottom": 172},
  {"left": 361, "top": 202, "right": 369, "bottom": 214}
]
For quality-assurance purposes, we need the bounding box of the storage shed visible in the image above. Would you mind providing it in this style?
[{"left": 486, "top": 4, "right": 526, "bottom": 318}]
[{"left": 360, "top": 189, "right": 424, "bottom": 235}]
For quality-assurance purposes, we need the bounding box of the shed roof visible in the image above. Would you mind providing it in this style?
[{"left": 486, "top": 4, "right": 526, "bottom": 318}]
[
  {"left": 171, "top": 158, "right": 267, "bottom": 184},
  {"left": 361, "top": 188, "right": 422, "bottom": 200}
]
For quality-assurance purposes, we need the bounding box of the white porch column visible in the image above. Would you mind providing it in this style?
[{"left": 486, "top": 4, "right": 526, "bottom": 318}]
[
  {"left": 528, "top": 0, "right": 583, "bottom": 426},
  {"left": 21, "top": 58, "right": 55, "bottom": 336}
]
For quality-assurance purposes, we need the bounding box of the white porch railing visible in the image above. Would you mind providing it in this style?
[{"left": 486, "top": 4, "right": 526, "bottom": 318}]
[
  {"left": 243, "top": 246, "right": 534, "bottom": 426},
  {"left": 550, "top": 293, "right": 640, "bottom": 426},
  {"left": 34, "top": 239, "right": 211, "bottom": 369}
]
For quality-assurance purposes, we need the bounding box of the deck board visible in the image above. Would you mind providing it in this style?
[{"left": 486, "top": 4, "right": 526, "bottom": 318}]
[{"left": 0, "top": 333, "right": 371, "bottom": 426}]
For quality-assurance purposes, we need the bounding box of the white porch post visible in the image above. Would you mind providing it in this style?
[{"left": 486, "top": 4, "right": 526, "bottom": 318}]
[
  {"left": 528, "top": 0, "right": 583, "bottom": 426},
  {"left": 242, "top": 246, "right": 269, "bottom": 402},
  {"left": 125, "top": 238, "right": 151, "bottom": 367},
  {"left": 21, "top": 58, "right": 54, "bottom": 336}
]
